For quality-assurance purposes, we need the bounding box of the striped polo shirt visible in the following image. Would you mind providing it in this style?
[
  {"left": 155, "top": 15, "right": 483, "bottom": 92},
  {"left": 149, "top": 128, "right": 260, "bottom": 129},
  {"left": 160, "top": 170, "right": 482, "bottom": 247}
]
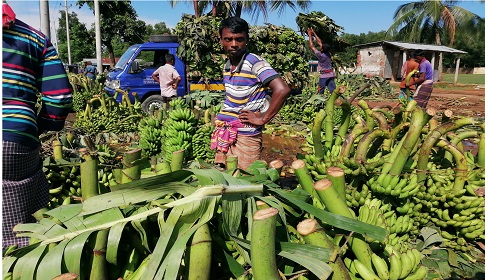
[
  {"left": 216, "top": 52, "right": 279, "bottom": 136},
  {"left": 3, "top": 19, "right": 72, "bottom": 148}
]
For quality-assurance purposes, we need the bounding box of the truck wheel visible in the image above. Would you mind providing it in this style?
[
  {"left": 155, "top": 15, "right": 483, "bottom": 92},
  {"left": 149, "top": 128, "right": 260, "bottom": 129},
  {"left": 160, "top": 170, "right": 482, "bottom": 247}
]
[
  {"left": 142, "top": 95, "right": 165, "bottom": 113},
  {"left": 149, "top": 34, "right": 178, "bottom": 43}
]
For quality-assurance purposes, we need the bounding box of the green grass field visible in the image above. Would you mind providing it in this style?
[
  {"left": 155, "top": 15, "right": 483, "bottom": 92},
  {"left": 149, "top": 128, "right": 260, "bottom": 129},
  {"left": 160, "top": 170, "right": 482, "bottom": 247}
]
[{"left": 441, "top": 73, "right": 485, "bottom": 85}]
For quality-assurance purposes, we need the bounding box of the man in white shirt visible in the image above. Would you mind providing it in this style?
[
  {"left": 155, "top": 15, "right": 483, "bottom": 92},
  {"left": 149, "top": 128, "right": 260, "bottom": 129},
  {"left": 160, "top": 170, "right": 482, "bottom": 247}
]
[{"left": 151, "top": 53, "right": 181, "bottom": 109}]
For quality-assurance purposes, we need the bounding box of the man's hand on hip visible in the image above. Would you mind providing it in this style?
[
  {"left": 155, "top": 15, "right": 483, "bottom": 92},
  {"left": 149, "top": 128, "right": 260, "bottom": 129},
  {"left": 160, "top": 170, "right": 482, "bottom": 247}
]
[{"left": 239, "top": 110, "right": 265, "bottom": 126}]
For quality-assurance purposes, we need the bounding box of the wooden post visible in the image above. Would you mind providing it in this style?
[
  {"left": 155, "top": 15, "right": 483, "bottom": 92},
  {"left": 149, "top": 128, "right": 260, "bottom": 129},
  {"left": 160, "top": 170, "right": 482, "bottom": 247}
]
[{"left": 454, "top": 57, "right": 461, "bottom": 85}]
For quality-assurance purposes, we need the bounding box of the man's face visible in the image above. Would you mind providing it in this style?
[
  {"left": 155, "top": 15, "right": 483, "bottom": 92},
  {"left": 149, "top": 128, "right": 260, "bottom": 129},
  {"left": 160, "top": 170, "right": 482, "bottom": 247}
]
[
  {"left": 220, "top": 27, "right": 247, "bottom": 59},
  {"left": 415, "top": 55, "right": 423, "bottom": 62}
]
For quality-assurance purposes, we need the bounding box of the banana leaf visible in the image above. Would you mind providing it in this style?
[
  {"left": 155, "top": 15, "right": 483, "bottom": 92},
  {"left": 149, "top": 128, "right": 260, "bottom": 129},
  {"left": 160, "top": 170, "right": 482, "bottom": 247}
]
[{"left": 267, "top": 186, "right": 387, "bottom": 241}]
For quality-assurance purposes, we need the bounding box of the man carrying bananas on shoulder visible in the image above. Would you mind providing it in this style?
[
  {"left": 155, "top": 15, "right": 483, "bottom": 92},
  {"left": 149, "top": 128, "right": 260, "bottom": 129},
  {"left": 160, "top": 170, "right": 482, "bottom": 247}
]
[{"left": 210, "top": 17, "right": 290, "bottom": 170}]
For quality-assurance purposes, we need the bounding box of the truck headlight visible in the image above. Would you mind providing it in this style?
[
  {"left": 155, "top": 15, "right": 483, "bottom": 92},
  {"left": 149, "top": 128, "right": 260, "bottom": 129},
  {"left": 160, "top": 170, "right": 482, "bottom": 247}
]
[{"left": 110, "top": 79, "right": 120, "bottom": 89}]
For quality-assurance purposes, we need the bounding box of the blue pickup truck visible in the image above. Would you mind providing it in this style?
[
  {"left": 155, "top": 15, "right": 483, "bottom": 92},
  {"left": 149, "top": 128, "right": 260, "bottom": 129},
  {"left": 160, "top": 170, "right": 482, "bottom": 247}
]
[{"left": 104, "top": 35, "right": 224, "bottom": 112}]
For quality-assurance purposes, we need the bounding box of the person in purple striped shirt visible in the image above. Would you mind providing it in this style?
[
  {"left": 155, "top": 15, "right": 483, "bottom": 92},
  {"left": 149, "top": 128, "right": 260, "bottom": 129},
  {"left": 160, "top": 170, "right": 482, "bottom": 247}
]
[
  {"left": 307, "top": 28, "right": 336, "bottom": 96},
  {"left": 210, "top": 17, "right": 290, "bottom": 170},
  {"left": 2, "top": 2, "right": 72, "bottom": 249}
]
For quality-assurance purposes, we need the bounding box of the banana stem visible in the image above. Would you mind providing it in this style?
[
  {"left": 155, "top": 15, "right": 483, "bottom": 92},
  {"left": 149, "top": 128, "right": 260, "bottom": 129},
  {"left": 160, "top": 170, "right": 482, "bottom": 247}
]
[
  {"left": 354, "top": 129, "right": 391, "bottom": 164},
  {"left": 416, "top": 117, "right": 475, "bottom": 184},
  {"left": 184, "top": 223, "right": 212, "bottom": 280},
  {"left": 324, "top": 91, "right": 340, "bottom": 149},
  {"left": 326, "top": 167, "right": 347, "bottom": 204},
  {"left": 297, "top": 219, "right": 351, "bottom": 280},
  {"left": 335, "top": 99, "right": 351, "bottom": 146},
  {"left": 357, "top": 100, "right": 375, "bottom": 131},
  {"left": 478, "top": 123, "right": 485, "bottom": 168},
  {"left": 382, "top": 122, "right": 410, "bottom": 151},
  {"left": 81, "top": 157, "right": 99, "bottom": 201},
  {"left": 251, "top": 208, "right": 281, "bottom": 280},
  {"left": 170, "top": 149, "right": 185, "bottom": 171},
  {"left": 155, "top": 161, "right": 172, "bottom": 175},
  {"left": 386, "top": 107, "right": 434, "bottom": 176},
  {"left": 226, "top": 155, "right": 238, "bottom": 170},
  {"left": 338, "top": 125, "right": 368, "bottom": 162},
  {"left": 313, "top": 179, "right": 373, "bottom": 268},
  {"left": 436, "top": 139, "right": 468, "bottom": 192},
  {"left": 269, "top": 160, "right": 284, "bottom": 175},
  {"left": 89, "top": 230, "right": 109, "bottom": 280},
  {"left": 312, "top": 109, "right": 326, "bottom": 158},
  {"left": 53, "top": 140, "right": 63, "bottom": 161},
  {"left": 291, "top": 160, "right": 316, "bottom": 197},
  {"left": 121, "top": 148, "right": 142, "bottom": 183},
  {"left": 444, "top": 130, "right": 479, "bottom": 163}
]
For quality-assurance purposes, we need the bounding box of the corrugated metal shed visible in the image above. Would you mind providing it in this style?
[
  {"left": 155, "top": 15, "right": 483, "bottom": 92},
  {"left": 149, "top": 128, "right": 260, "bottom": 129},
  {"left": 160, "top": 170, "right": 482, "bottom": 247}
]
[{"left": 354, "top": 41, "right": 467, "bottom": 54}]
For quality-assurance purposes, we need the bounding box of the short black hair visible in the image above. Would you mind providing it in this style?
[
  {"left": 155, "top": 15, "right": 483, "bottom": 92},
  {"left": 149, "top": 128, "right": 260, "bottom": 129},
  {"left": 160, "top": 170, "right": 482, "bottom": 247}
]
[
  {"left": 415, "top": 49, "right": 425, "bottom": 57},
  {"left": 219, "top": 17, "right": 249, "bottom": 39},
  {"left": 165, "top": 53, "right": 175, "bottom": 63}
]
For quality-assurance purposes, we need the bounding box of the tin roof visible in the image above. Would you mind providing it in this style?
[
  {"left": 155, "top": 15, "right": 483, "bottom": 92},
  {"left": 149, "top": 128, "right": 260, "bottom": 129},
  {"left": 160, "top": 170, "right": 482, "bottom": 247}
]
[{"left": 353, "top": 41, "right": 467, "bottom": 54}]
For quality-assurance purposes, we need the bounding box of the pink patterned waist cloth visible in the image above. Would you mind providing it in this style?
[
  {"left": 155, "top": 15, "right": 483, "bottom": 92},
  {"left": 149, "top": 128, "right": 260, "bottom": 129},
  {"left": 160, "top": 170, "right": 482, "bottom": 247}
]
[{"left": 210, "top": 119, "right": 246, "bottom": 153}]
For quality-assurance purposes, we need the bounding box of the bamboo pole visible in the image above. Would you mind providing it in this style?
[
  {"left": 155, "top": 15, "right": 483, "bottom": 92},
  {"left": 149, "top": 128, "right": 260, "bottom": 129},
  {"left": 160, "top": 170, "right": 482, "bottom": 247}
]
[
  {"left": 251, "top": 208, "right": 281, "bottom": 280},
  {"left": 297, "top": 219, "right": 351, "bottom": 280},
  {"left": 184, "top": 223, "right": 212, "bottom": 280}
]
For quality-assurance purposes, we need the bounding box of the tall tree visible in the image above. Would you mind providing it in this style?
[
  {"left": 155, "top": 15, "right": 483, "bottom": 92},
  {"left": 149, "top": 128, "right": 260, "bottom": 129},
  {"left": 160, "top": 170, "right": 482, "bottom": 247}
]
[
  {"left": 170, "top": 0, "right": 310, "bottom": 21},
  {"left": 145, "top": 22, "right": 173, "bottom": 41},
  {"left": 77, "top": 0, "right": 146, "bottom": 66},
  {"left": 56, "top": 11, "right": 95, "bottom": 63},
  {"left": 387, "top": 0, "right": 482, "bottom": 46}
]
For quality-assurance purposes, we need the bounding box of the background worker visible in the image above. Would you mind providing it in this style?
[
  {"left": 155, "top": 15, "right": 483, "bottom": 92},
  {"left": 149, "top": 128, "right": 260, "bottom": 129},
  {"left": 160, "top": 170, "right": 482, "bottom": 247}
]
[
  {"left": 83, "top": 61, "right": 97, "bottom": 81},
  {"left": 399, "top": 52, "right": 419, "bottom": 99},
  {"left": 406, "top": 50, "right": 434, "bottom": 108},
  {"left": 307, "top": 28, "right": 336, "bottom": 96},
  {"left": 151, "top": 53, "right": 181, "bottom": 110},
  {"left": 211, "top": 17, "right": 290, "bottom": 170},
  {"left": 2, "top": 2, "right": 72, "bottom": 249}
]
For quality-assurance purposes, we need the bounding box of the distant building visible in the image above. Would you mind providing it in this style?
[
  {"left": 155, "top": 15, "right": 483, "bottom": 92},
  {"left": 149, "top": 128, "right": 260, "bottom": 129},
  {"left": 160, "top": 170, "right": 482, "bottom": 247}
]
[{"left": 353, "top": 41, "right": 466, "bottom": 84}]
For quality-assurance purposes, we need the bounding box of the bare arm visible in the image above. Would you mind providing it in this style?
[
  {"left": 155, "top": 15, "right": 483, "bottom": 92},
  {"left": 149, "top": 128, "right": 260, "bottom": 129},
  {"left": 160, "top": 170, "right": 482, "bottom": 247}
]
[
  {"left": 406, "top": 72, "right": 425, "bottom": 87},
  {"left": 172, "top": 76, "right": 182, "bottom": 89},
  {"left": 307, "top": 28, "right": 317, "bottom": 53},
  {"left": 313, "top": 31, "right": 323, "bottom": 50},
  {"left": 238, "top": 77, "right": 291, "bottom": 126},
  {"left": 151, "top": 71, "right": 160, "bottom": 84}
]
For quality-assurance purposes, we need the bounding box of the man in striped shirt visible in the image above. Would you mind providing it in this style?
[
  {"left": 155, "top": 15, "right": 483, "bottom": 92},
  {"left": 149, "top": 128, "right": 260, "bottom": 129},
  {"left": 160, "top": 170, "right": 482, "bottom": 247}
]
[
  {"left": 210, "top": 17, "right": 290, "bottom": 170},
  {"left": 2, "top": 3, "right": 73, "bottom": 249}
]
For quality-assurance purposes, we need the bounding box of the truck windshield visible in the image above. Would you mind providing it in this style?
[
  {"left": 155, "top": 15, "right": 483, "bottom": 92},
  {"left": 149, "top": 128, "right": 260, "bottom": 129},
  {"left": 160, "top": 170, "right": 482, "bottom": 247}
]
[{"left": 114, "top": 46, "right": 138, "bottom": 70}]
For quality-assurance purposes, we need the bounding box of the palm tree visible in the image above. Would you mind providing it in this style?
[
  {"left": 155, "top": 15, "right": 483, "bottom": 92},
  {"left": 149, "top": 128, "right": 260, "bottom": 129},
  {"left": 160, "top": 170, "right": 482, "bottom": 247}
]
[
  {"left": 170, "top": 0, "right": 310, "bottom": 20},
  {"left": 387, "top": 0, "right": 482, "bottom": 46}
]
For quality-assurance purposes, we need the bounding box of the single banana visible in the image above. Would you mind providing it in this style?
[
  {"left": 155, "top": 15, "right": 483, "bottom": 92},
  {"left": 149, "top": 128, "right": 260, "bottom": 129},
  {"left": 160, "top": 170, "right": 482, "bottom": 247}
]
[
  {"left": 398, "top": 251, "right": 413, "bottom": 279},
  {"left": 389, "top": 253, "right": 401, "bottom": 280},
  {"left": 354, "top": 259, "right": 380, "bottom": 280},
  {"left": 371, "top": 253, "right": 389, "bottom": 280},
  {"left": 404, "top": 265, "right": 427, "bottom": 280}
]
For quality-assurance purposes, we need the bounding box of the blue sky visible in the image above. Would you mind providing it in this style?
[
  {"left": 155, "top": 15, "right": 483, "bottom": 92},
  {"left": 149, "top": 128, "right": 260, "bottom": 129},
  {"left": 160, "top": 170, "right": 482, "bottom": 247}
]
[{"left": 8, "top": 0, "right": 485, "bottom": 46}]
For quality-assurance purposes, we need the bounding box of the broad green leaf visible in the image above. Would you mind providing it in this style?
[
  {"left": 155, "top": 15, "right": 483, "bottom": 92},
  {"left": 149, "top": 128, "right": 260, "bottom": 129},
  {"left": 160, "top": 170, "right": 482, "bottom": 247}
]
[
  {"left": 190, "top": 168, "right": 227, "bottom": 185},
  {"left": 131, "top": 206, "right": 150, "bottom": 251},
  {"left": 82, "top": 208, "right": 125, "bottom": 228},
  {"left": 268, "top": 186, "right": 387, "bottom": 241},
  {"left": 106, "top": 222, "right": 128, "bottom": 265},
  {"left": 447, "top": 248, "right": 459, "bottom": 268},
  {"left": 222, "top": 194, "right": 243, "bottom": 236},
  {"left": 223, "top": 250, "right": 246, "bottom": 278},
  {"left": 278, "top": 242, "right": 333, "bottom": 279},
  {"left": 420, "top": 227, "right": 443, "bottom": 249},
  {"left": 45, "top": 204, "right": 85, "bottom": 231},
  {"left": 2, "top": 256, "right": 16, "bottom": 278},
  {"left": 109, "top": 170, "right": 193, "bottom": 191},
  {"left": 12, "top": 245, "right": 47, "bottom": 280},
  {"left": 36, "top": 239, "right": 70, "bottom": 279},
  {"left": 63, "top": 231, "right": 92, "bottom": 276},
  {"left": 81, "top": 181, "right": 195, "bottom": 216}
]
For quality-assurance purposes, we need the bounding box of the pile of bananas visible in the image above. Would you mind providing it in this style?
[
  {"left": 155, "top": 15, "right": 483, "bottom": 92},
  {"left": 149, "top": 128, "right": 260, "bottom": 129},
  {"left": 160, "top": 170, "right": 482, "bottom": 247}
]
[
  {"left": 138, "top": 115, "right": 164, "bottom": 158},
  {"left": 44, "top": 164, "right": 82, "bottom": 208},
  {"left": 74, "top": 92, "right": 143, "bottom": 134},
  {"left": 68, "top": 73, "right": 104, "bottom": 112},
  {"left": 192, "top": 124, "right": 215, "bottom": 162},
  {"left": 344, "top": 245, "right": 426, "bottom": 280},
  {"left": 161, "top": 107, "right": 197, "bottom": 162}
]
